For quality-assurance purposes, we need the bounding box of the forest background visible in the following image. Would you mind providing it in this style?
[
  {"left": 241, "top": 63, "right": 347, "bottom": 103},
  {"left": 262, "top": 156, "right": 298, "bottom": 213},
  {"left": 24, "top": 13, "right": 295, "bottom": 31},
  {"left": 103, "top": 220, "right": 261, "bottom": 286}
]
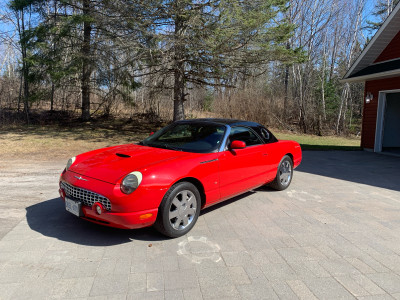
[{"left": 0, "top": 0, "right": 399, "bottom": 136}]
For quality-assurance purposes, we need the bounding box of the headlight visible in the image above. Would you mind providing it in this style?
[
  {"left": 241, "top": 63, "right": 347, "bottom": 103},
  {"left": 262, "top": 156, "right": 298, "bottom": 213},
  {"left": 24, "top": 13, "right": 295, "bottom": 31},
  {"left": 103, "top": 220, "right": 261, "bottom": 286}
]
[
  {"left": 121, "top": 171, "right": 143, "bottom": 194},
  {"left": 66, "top": 157, "right": 76, "bottom": 171}
]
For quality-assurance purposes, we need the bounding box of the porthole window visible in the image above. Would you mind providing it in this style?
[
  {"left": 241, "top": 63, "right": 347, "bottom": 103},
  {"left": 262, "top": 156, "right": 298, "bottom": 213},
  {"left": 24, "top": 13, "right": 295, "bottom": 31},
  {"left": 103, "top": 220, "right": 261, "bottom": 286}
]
[{"left": 261, "top": 128, "right": 270, "bottom": 140}]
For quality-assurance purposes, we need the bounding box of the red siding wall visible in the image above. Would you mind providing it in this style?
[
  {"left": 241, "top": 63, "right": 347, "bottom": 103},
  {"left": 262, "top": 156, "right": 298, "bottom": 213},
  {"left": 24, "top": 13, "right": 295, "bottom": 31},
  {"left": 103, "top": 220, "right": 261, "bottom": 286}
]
[
  {"left": 374, "top": 31, "right": 400, "bottom": 63},
  {"left": 362, "top": 76, "right": 400, "bottom": 149}
]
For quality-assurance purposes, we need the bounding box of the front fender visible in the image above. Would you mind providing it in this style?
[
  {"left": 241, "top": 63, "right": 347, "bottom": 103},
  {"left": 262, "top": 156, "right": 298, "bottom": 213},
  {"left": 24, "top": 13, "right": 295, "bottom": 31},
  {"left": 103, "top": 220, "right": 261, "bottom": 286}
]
[{"left": 140, "top": 153, "right": 220, "bottom": 207}]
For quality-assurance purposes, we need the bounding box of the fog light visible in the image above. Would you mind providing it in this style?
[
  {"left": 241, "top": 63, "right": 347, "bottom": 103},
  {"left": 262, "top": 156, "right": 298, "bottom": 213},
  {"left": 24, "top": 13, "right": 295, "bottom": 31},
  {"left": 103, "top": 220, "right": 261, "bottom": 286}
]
[
  {"left": 139, "top": 213, "right": 153, "bottom": 220},
  {"left": 93, "top": 203, "right": 104, "bottom": 215}
]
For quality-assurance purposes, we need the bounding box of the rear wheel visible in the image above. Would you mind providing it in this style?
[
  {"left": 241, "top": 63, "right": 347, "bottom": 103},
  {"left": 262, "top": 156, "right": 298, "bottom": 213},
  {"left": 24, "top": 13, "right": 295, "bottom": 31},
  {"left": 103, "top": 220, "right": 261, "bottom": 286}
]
[
  {"left": 154, "top": 182, "right": 201, "bottom": 238},
  {"left": 270, "top": 155, "right": 293, "bottom": 191}
]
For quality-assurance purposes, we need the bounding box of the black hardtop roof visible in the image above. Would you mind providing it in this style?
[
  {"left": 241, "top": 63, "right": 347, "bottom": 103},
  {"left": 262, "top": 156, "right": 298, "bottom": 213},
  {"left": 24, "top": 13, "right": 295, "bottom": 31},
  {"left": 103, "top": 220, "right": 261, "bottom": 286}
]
[{"left": 176, "top": 118, "right": 263, "bottom": 128}]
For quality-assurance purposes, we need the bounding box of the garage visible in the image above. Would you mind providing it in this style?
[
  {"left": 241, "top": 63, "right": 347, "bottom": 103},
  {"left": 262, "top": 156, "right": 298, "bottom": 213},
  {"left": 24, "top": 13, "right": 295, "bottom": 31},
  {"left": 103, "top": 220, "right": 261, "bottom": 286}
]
[
  {"left": 382, "top": 92, "right": 400, "bottom": 153},
  {"left": 374, "top": 90, "right": 400, "bottom": 154},
  {"left": 343, "top": 3, "right": 400, "bottom": 154}
]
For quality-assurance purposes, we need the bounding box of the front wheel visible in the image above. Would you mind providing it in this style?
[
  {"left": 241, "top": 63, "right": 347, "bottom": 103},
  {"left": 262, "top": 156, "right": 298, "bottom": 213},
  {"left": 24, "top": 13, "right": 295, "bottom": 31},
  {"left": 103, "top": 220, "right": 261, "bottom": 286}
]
[
  {"left": 154, "top": 182, "right": 201, "bottom": 238},
  {"left": 269, "top": 155, "right": 293, "bottom": 191}
]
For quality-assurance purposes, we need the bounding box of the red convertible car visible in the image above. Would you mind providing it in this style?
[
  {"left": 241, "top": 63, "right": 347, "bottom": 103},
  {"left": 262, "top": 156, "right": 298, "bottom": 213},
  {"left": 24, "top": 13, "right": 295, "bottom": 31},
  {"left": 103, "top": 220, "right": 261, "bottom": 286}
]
[{"left": 59, "top": 119, "right": 301, "bottom": 237}]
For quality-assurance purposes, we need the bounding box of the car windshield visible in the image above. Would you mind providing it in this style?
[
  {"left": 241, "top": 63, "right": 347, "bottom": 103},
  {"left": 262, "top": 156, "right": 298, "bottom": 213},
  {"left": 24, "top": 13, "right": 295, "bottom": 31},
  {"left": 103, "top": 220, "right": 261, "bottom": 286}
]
[{"left": 141, "top": 123, "right": 226, "bottom": 153}]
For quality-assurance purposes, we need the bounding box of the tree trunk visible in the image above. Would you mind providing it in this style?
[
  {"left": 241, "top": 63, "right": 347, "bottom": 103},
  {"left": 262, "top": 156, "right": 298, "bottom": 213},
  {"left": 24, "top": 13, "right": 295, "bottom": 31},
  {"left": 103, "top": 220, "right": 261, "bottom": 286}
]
[
  {"left": 173, "top": 13, "right": 185, "bottom": 121},
  {"left": 23, "top": 61, "right": 29, "bottom": 121},
  {"left": 173, "top": 67, "right": 185, "bottom": 121},
  {"left": 19, "top": 9, "right": 30, "bottom": 123},
  {"left": 50, "top": 83, "right": 55, "bottom": 111},
  {"left": 321, "top": 32, "right": 328, "bottom": 121},
  {"left": 50, "top": 0, "right": 57, "bottom": 112},
  {"left": 336, "top": 84, "right": 348, "bottom": 134},
  {"left": 17, "top": 72, "right": 23, "bottom": 112},
  {"left": 283, "top": 63, "right": 289, "bottom": 120},
  {"left": 81, "top": 0, "right": 92, "bottom": 121}
]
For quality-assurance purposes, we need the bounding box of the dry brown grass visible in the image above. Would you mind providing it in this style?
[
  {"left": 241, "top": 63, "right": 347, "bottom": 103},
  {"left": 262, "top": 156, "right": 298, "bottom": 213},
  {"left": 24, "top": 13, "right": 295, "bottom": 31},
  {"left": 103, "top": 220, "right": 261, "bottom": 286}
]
[
  {"left": 0, "top": 118, "right": 166, "bottom": 160},
  {"left": 0, "top": 128, "right": 125, "bottom": 160}
]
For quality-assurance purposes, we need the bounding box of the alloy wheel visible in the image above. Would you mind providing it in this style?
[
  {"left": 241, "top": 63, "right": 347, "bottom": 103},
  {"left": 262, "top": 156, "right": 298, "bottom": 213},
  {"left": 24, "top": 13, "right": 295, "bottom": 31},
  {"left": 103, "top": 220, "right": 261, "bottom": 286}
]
[
  {"left": 168, "top": 190, "right": 197, "bottom": 230},
  {"left": 279, "top": 160, "right": 292, "bottom": 186}
]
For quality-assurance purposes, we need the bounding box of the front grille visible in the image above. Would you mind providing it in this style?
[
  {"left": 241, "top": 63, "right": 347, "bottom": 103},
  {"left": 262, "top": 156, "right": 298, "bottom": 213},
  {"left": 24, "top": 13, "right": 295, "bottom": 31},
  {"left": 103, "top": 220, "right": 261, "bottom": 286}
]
[{"left": 61, "top": 181, "right": 112, "bottom": 211}]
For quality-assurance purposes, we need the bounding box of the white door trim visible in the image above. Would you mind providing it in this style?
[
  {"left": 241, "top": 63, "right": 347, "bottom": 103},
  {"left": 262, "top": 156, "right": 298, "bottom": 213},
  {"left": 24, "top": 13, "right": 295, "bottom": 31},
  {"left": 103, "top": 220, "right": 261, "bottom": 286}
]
[
  {"left": 374, "top": 92, "right": 386, "bottom": 152},
  {"left": 374, "top": 89, "right": 400, "bottom": 152}
]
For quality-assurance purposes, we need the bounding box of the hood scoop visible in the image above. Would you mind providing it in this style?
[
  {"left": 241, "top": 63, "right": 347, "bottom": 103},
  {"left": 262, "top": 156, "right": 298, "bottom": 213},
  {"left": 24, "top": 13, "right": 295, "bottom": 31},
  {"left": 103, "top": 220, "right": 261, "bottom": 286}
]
[{"left": 116, "top": 153, "right": 131, "bottom": 158}]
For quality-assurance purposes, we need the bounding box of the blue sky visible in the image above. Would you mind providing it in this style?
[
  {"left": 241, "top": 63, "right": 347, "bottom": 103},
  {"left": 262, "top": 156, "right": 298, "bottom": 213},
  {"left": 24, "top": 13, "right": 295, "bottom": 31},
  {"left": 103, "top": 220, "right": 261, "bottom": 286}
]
[
  {"left": 0, "top": 0, "right": 385, "bottom": 63},
  {"left": 0, "top": 0, "right": 380, "bottom": 35}
]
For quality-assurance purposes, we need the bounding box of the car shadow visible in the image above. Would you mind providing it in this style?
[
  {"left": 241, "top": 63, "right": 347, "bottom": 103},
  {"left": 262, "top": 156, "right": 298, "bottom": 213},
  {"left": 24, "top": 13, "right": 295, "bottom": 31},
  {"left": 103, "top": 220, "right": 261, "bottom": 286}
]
[
  {"left": 26, "top": 193, "right": 256, "bottom": 246},
  {"left": 296, "top": 150, "right": 400, "bottom": 192},
  {"left": 200, "top": 191, "right": 255, "bottom": 215},
  {"left": 25, "top": 198, "right": 166, "bottom": 246}
]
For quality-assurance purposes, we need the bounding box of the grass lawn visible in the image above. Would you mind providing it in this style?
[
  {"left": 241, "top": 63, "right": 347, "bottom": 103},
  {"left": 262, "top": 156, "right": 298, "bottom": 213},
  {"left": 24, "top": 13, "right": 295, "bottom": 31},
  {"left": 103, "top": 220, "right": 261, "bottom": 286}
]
[
  {"left": 274, "top": 131, "right": 361, "bottom": 150},
  {"left": 0, "top": 123, "right": 361, "bottom": 160}
]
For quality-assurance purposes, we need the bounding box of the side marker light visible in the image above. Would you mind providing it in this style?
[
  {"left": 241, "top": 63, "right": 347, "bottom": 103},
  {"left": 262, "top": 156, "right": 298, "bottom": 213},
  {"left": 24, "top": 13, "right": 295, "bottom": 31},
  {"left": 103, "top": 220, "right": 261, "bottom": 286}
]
[{"left": 139, "top": 213, "right": 153, "bottom": 220}]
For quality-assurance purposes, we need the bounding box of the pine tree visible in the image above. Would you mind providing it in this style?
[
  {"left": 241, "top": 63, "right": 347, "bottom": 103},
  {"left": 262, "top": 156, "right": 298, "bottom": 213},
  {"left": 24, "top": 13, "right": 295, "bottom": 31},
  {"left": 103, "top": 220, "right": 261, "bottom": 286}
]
[{"left": 119, "top": 0, "right": 302, "bottom": 120}]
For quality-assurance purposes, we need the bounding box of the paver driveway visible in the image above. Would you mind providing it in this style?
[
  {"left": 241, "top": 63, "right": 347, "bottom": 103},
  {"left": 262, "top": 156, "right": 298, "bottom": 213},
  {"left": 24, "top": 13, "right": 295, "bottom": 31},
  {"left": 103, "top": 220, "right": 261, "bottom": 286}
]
[{"left": 0, "top": 151, "right": 400, "bottom": 299}]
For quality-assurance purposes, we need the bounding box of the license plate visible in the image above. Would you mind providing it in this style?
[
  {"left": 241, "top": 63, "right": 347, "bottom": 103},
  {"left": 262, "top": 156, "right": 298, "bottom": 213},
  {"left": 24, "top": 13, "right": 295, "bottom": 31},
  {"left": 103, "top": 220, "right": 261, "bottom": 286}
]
[{"left": 65, "top": 198, "right": 82, "bottom": 217}]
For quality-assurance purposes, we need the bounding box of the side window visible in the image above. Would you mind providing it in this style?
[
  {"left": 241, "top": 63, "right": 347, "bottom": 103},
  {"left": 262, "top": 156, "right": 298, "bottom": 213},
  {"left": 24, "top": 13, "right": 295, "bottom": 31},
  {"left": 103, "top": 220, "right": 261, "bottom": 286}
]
[
  {"left": 229, "top": 126, "right": 263, "bottom": 147},
  {"left": 257, "top": 127, "right": 278, "bottom": 144},
  {"left": 261, "top": 128, "right": 270, "bottom": 140}
]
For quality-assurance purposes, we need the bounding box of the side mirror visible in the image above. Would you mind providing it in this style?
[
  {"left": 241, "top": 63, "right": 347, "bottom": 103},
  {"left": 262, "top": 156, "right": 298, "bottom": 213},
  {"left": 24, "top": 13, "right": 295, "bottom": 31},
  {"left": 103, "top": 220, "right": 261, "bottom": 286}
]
[{"left": 230, "top": 140, "right": 246, "bottom": 149}]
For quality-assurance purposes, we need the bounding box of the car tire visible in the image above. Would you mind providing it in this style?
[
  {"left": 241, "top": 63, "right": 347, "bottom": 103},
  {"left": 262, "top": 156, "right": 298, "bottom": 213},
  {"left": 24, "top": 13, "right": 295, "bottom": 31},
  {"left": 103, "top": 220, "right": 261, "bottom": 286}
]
[
  {"left": 154, "top": 182, "right": 201, "bottom": 238},
  {"left": 270, "top": 155, "right": 293, "bottom": 191}
]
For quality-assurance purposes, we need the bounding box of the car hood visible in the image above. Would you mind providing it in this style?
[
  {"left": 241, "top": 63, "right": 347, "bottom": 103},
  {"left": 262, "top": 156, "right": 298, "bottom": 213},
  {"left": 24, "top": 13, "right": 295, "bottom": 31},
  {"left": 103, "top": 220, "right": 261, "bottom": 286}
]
[{"left": 69, "top": 144, "right": 189, "bottom": 184}]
